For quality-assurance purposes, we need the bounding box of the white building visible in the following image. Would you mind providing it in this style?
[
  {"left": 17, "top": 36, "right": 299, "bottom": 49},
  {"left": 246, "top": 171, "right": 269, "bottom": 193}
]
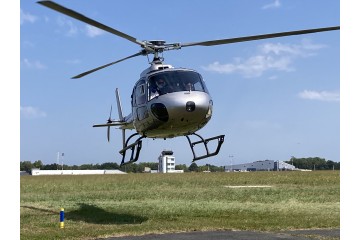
[
  {"left": 30, "top": 169, "right": 126, "bottom": 176},
  {"left": 225, "top": 160, "right": 296, "bottom": 172},
  {"left": 158, "top": 150, "right": 183, "bottom": 173}
]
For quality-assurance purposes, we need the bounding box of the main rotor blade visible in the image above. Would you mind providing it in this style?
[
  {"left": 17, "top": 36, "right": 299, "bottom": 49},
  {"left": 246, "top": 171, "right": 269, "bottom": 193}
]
[
  {"left": 72, "top": 52, "right": 143, "bottom": 79},
  {"left": 181, "top": 26, "right": 340, "bottom": 47},
  {"left": 37, "top": 1, "right": 144, "bottom": 46}
]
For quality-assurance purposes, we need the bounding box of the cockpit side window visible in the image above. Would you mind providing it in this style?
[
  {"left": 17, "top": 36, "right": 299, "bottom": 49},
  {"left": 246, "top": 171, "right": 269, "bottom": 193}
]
[
  {"left": 198, "top": 74, "right": 209, "bottom": 93},
  {"left": 135, "top": 79, "right": 146, "bottom": 105}
]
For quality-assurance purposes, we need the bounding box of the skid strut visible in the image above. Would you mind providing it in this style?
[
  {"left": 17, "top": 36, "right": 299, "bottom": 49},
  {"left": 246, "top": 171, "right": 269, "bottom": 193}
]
[
  {"left": 186, "top": 133, "right": 225, "bottom": 162},
  {"left": 119, "top": 133, "right": 145, "bottom": 166}
]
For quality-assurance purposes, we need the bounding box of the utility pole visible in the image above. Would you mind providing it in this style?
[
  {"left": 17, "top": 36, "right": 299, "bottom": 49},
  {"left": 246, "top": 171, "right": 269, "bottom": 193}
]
[
  {"left": 61, "top": 153, "right": 64, "bottom": 170},
  {"left": 57, "top": 152, "right": 60, "bottom": 170},
  {"left": 57, "top": 152, "right": 65, "bottom": 170}
]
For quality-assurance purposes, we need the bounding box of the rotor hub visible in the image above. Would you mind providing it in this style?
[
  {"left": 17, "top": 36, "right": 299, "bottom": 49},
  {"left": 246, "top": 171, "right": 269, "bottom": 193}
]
[{"left": 148, "top": 40, "right": 166, "bottom": 46}]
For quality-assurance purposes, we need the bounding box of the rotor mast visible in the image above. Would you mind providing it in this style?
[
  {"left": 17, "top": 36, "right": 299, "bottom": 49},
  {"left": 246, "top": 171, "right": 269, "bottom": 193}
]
[{"left": 143, "top": 40, "right": 181, "bottom": 64}]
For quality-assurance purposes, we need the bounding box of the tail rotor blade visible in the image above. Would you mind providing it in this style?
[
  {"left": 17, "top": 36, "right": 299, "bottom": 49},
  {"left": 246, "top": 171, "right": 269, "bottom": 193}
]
[
  {"left": 107, "top": 105, "right": 112, "bottom": 142},
  {"left": 108, "top": 105, "right": 113, "bottom": 122},
  {"left": 107, "top": 126, "right": 110, "bottom": 142}
]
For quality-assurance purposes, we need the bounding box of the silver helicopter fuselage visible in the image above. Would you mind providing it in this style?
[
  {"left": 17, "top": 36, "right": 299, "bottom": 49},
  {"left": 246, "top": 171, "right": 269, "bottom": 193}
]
[{"left": 131, "top": 63, "right": 213, "bottom": 138}]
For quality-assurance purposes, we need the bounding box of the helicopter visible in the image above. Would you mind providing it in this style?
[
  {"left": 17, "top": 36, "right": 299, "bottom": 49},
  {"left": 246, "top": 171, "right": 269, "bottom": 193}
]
[{"left": 37, "top": 1, "right": 340, "bottom": 166}]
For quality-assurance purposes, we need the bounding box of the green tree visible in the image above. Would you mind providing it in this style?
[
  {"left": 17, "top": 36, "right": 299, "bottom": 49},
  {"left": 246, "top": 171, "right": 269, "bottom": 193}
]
[
  {"left": 20, "top": 161, "right": 33, "bottom": 172},
  {"left": 285, "top": 157, "right": 339, "bottom": 170},
  {"left": 198, "top": 164, "right": 210, "bottom": 172},
  {"left": 79, "top": 164, "right": 94, "bottom": 170},
  {"left": 209, "top": 164, "right": 225, "bottom": 172},
  {"left": 42, "top": 163, "right": 58, "bottom": 170},
  {"left": 175, "top": 164, "right": 188, "bottom": 172},
  {"left": 100, "top": 162, "right": 119, "bottom": 169},
  {"left": 120, "top": 163, "right": 138, "bottom": 173},
  {"left": 188, "top": 162, "right": 198, "bottom": 172},
  {"left": 33, "top": 160, "right": 43, "bottom": 169},
  {"left": 71, "top": 165, "right": 79, "bottom": 170}
]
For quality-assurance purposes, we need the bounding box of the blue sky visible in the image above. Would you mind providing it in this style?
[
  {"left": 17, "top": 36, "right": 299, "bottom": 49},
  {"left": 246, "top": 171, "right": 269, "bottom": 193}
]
[{"left": 20, "top": 0, "right": 341, "bottom": 167}]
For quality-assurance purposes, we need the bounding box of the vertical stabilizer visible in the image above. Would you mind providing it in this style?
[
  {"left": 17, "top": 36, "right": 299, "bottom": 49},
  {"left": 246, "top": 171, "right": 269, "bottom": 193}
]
[{"left": 115, "top": 88, "right": 124, "bottom": 122}]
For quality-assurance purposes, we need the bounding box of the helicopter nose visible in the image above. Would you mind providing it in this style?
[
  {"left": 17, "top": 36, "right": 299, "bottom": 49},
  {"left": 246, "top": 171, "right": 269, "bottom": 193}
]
[{"left": 186, "top": 101, "right": 196, "bottom": 112}]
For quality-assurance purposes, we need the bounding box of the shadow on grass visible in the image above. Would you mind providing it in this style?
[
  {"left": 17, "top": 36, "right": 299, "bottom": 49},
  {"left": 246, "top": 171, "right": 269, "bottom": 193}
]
[
  {"left": 21, "top": 204, "right": 148, "bottom": 225},
  {"left": 67, "top": 203, "right": 148, "bottom": 225},
  {"left": 21, "top": 205, "right": 58, "bottom": 215}
]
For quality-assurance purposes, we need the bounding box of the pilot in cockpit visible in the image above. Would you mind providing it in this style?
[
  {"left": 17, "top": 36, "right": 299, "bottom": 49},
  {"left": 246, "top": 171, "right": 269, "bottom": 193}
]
[{"left": 150, "top": 78, "right": 166, "bottom": 100}]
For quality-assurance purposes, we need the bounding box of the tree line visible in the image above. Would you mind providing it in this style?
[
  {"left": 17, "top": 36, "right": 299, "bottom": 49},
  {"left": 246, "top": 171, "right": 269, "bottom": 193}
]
[
  {"left": 19, "top": 160, "right": 225, "bottom": 173},
  {"left": 285, "top": 157, "right": 340, "bottom": 170},
  {"left": 20, "top": 157, "right": 339, "bottom": 173}
]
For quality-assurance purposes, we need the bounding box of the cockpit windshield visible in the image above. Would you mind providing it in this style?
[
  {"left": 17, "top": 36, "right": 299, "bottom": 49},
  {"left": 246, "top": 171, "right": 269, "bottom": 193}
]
[{"left": 148, "top": 70, "right": 208, "bottom": 100}]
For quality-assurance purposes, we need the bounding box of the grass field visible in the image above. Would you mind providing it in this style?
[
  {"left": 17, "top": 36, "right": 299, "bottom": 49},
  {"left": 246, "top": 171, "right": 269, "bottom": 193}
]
[{"left": 20, "top": 171, "right": 340, "bottom": 240}]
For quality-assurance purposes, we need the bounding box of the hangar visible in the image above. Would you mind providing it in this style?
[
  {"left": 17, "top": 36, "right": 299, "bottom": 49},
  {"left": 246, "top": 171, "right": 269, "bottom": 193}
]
[{"left": 224, "top": 160, "right": 296, "bottom": 172}]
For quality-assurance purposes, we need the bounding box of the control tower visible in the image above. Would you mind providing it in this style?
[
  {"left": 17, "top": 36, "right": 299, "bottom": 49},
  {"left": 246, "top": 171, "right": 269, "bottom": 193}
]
[{"left": 158, "top": 150, "right": 175, "bottom": 173}]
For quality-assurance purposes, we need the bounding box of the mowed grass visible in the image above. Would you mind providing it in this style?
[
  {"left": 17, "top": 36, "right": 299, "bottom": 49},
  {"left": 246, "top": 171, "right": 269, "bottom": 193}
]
[{"left": 20, "top": 171, "right": 340, "bottom": 240}]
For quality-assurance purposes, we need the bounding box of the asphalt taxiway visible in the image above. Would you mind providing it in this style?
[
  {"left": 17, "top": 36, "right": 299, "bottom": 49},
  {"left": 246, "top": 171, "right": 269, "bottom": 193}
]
[{"left": 99, "top": 229, "right": 340, "bottom": 240}]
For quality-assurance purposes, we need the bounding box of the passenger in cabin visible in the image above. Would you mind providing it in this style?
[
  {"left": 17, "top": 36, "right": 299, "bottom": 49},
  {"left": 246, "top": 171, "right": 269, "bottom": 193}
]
[{"left": 185, "top": 81, "right": 194, "bottom": 91}]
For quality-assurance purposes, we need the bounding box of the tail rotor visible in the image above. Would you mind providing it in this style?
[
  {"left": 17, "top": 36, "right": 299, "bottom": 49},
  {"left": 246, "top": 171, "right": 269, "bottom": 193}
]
[{"left": 107, "top": 105, "right": 113, "bottom": 142}]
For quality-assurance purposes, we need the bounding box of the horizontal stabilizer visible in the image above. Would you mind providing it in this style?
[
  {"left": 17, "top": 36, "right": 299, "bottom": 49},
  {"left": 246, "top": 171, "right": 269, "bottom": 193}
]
[
  {"left": 93, "top": 113, "right": 134, "bottom": 129},
  {"left": 93, "top": 122, "right": 123, "bottom": 128}
]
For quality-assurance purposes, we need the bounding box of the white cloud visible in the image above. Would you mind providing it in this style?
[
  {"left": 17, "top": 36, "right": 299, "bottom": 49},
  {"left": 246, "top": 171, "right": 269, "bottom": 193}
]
[
  {"left": 22, "top": 40, "right": 35, "bottom": 48},
  {"left": 261, "top": 42, "right": 301, "bottom": 56},
  {"left": 298, "top": 90, "right": 340, "bottom": 102},
  {"left": 268, "top": 75, "right": 278, "bottom": 80},
  {"left": 23, "top": 59, "right": 46, "bottom": 69},
  {"left": 203, "top": 55, "right": 293, "bottom": 78},
  {"left": 55, "top": 18, "right": 104, "bottom": 38},
  {"left": 85, "top": 25, "right": 105, "bottom": 37},
  {"left": 57, "top": 17, "right": 78, "bottom": 36},
  {"left": 260, "top": 39, "right": 326, "bottom": 57},
  {"left": 262, "top": 0, "right": 281, "bottom": 10},
  {"left": 21, "top": 106, "right": 47, "bottom": 119},
  {"left": 202, "top": 39, "right": 326, "bottom": 78},
  {"left": 20, "top": 9, "right": 37, "bottom": 25}
]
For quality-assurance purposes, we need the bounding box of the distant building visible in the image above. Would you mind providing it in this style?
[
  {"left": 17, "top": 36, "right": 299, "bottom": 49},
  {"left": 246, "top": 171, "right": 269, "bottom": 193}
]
[
  {"left": 20, "top": 171, "right": 30, "bottom": 176},
  {"left": 30, "top": 169, "right": 126, "bottom": 176},
  {"left": 158, "top": 150, "right": 184, "bottom": 173},
  {"left": 224, "top": 160, "right": 296, "bottom": 172}
]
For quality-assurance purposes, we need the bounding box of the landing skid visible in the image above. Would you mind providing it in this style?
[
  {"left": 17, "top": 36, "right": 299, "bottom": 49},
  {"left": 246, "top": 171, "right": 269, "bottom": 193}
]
[
  {"left": 119, "top": 132, "right": 225, "bottom": 166},
  {"left": 119, "top": 133, "right": 145, "bottom": 166},
  {"left": 185, "top": 133, "right": 225, "bottom": 162}
]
